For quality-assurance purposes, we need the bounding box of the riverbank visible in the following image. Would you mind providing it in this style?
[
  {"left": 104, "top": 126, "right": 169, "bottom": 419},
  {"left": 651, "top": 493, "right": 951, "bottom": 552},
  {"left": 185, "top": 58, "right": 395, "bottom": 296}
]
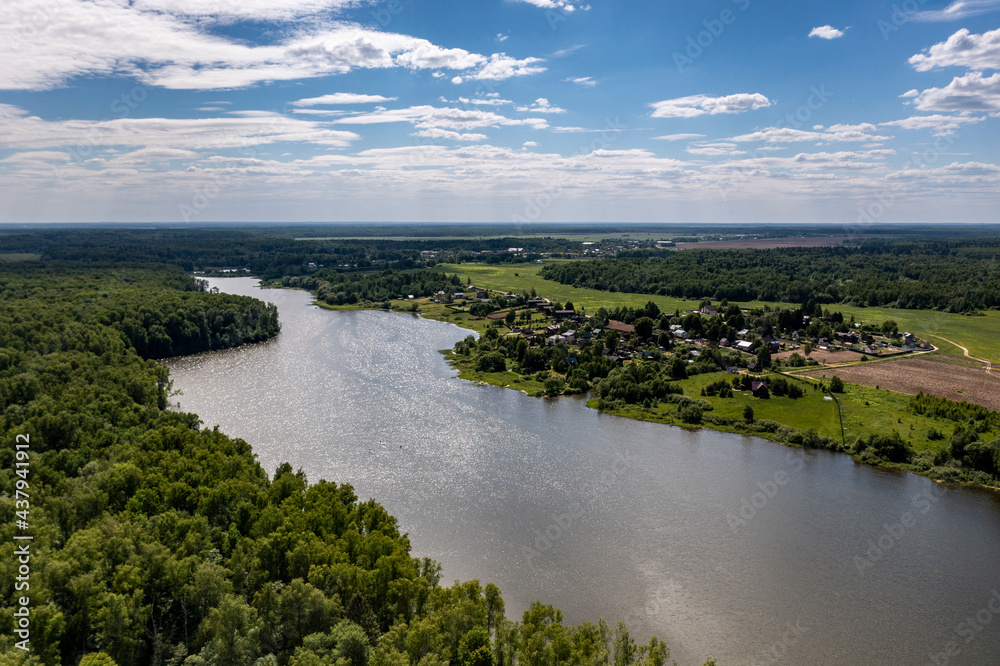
[{"left": 284, "top": 280, "right": 1000, "bottom": 493}]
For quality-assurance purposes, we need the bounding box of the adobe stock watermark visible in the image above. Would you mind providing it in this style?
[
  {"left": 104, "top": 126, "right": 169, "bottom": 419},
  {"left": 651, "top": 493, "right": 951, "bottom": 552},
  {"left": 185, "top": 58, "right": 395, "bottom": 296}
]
[
  {"left": 510, "top": 117, "right": 627, "bottom": 225},
  {"left": 371, "top": 0, "right": 406, "bottom": 29},
  {"left": 673, "top": 0, "right": 752, "bottom": 72},
  {"left": 925, "top": 588, "right": 1000, "bottom": 665},
  {"left": 717, "top": 84, "right": 833, "bottom": 202},
  {"left": 521, "top": 449, "right": 633, "bottom": 565},
  {"left": 853, "top": 482, "right": 946, "bottom": 574},
  {"left": 748, "top": 619, "right": 811, "bottom": 666},
  {"left": 877, "top": 0, "right": 930, "bottom": 41},
  {"left": 725, "top": 449, "right": 806, "bottom": 533},
  {"left": 54, "top": 85, "right": 149, "bottom": 181}
]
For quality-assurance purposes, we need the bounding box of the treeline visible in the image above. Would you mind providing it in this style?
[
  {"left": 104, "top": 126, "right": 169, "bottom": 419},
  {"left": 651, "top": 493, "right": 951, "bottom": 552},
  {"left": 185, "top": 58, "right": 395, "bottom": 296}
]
[
  {"left": 0, "top": 229, "right": 583, "bottom": 280},
  {"left": 0, "top": 263, "right": 687, "bottom": 666},
  {"left": 283, "top": 270, "right": 462, "bottom": 307},
  {"left": 539, "top": 240, "right": 1000, "bottom": 311}
]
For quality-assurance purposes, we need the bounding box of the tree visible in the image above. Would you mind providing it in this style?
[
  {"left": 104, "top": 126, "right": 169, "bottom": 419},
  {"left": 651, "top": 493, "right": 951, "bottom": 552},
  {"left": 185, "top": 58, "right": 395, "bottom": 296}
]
[
  {"left": 743, "top": 405, "right": 755, "bottom": 422},
  {"left": 634, "top": 317, "right": 655, "bottom": 340},
  {"left": 756, "top": 347, "right": 771, "bottom": 370},
  {"left": 829, "top": 376, "right": 844, "bottom": 393},
  {"left": 544, "top": 377, "right": 566, "bottom": 396},
  {"left": 505, "top": 310, "right": 515, "bottom": 326},
  {"left": 668, "top": 356, "right": 688, "bottom": 379},
  {"left": 881, "top": 320, "right": 898, "bottom": 336}
]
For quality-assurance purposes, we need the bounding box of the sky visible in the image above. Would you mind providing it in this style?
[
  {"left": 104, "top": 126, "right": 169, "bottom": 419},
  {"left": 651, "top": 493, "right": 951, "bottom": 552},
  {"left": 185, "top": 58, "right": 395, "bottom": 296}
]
[{"left": 1, "top": 0, "right": 999, "bottom": 225}]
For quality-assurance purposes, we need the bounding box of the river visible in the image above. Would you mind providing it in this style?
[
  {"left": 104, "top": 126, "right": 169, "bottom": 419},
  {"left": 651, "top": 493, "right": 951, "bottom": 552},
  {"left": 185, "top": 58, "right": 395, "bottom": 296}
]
[{"left": 165, "top": 278, "right": 1000, "bottom": 666}]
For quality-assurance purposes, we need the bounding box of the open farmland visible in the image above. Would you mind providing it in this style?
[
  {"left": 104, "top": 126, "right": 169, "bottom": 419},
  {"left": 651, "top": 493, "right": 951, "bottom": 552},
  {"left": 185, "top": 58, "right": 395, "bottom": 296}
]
[
  {"left": 774, "top": 348, "right": 868, "bottom": 364},
  {"left": 674, "top": 235, "right": 855, "bottom": 250},
  {"left": 802, "top": 355, "right": 1000, "bottom": 411}
]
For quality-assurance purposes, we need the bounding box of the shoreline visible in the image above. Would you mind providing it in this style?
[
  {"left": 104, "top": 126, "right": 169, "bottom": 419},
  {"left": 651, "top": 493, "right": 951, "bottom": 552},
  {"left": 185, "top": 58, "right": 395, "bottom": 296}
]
[{"left": 254, "top": 279, "right": 1000, "bottom": 496}]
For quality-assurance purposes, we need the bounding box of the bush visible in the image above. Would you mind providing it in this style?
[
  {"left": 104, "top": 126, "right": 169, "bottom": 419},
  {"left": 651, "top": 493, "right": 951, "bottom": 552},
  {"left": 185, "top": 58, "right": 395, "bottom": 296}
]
[
  {"left": 475, "top": 352, "right": 507, "bottom": 373},
  {"left": 854, "top": 432, "right": 913, "bottom": 463},
  {"left": 679, "top": 405, "right": 703, "bottom": 424}
]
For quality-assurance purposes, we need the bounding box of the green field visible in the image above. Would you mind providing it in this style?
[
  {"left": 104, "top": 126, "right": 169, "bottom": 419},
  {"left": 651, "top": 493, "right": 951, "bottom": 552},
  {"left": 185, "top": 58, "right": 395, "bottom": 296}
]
[
  {"left": 437, "top": 261, "right": 782, "bottom": 314},
  {"left": 0, "top": 253, "right": 41, "bottom": 262},
  {"left": 439, "top": 261, "right": 1000, "bottom": 364}
]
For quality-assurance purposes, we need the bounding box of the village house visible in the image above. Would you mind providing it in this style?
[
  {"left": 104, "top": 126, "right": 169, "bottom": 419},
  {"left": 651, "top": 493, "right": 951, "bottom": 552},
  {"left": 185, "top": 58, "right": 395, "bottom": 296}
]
[
  {"left": 605, "top": 320, "right": 635, "bottom": 337},
  {"left": 751, "top": 380, "right": 770, "bottom": 399}
]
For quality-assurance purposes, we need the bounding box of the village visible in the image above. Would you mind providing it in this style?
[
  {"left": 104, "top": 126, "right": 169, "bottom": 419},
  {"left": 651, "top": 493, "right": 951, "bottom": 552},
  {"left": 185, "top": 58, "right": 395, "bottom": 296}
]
[{"left": 425, "top": 285, "right": 932, "bottom": 403}]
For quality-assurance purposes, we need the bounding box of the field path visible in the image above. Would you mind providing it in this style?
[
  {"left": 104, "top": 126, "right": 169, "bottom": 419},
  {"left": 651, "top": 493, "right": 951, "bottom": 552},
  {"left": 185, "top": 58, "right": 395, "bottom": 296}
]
[{"left": 930, "top": 335, "right": 996, "bottom": 376}]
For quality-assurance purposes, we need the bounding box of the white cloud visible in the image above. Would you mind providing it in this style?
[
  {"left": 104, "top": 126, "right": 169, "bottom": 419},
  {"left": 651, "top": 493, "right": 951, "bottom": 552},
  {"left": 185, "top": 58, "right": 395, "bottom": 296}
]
[
  {"left": 909, "top": 28, "right": 1000, "bottom": 72},
  {"left": 0, "top": 2, "right": 545, "bottom": 91},
  {"left": 332, "top": 105, "right": 549, "bottom": 131},
  {"left": 900, "top": 89, "right": 919, "bottom": 98},
  {"left": 649, "top": 93, "right": 772, "bottom": 119},
  {"left": 686, "top": 143, "right": 746, "bottom": 156},
  {"left": 523, "top": 141, "right": 539, "bottom": 147},
  {"left": 564, "top": 76, "right": 596, "bottom": 87},
  {"left": 515, "top": 98, "right": 567, "bottom": 114},
  {"left": 809, "top": 26, "right": 846, "bottom": 40},
  {"left": 913, "top": 71, "right": 1000, "bottom": 111},
  {"left": 413, "top": 128, "right": 488, "bottom": 142},
  {"left": 130, "top": 0, "right": 359, "bottom": 21},
  {"left": 880, "top": 114, "right": 985, "bottom": 135},
  {"left": 551, "top": 45, "right": 586, "bottom": 58},
  {"left": 293, "top": 93, "right": 397, "bottom": 106},
  {"left": 727, "top": 123, "right": 891, "bottom": 144},
  {"left": 469, "top": 53, "right": 546, "bottom": 81},
  {"left": 511, "top": 0, "right": 585, "bottom": 10},
  {"left": 912, "top": 0, "right": 1000, "bottom": 22},
  {"left": 653, "top": 133, "right": 706, "bottom": 141},
  {"left": 496, "top": 33, "right": 509, "bottom": 43},
  {"left": 0, "top": 103, "right": 360, "bottom": 151}
]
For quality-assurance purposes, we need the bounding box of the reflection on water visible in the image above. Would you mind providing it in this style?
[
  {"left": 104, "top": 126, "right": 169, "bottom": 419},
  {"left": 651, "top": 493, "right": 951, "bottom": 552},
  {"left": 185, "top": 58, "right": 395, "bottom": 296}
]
[{"left": 166, "top": 279, "right": 1000, "bottom": 666}]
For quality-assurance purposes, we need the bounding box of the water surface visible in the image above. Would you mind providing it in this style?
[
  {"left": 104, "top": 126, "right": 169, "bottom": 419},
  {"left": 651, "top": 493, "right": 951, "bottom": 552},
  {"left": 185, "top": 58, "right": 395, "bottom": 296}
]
[{"left": 166, "top": 278, "right": 1000, "bottom": 666}]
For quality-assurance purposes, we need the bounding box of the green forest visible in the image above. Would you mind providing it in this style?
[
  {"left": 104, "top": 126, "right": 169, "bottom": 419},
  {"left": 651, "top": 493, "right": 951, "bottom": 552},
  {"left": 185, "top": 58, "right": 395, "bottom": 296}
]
[
  {"left": 0, "top": 264, "right": 686, "bottom": 666},
  {"left": 539, "top": 240, "right": 1000, "bottom": 312}
]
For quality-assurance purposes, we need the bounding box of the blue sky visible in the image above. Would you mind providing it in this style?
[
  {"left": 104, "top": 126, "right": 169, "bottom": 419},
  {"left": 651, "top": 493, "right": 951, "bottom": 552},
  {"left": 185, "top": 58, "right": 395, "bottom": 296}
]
[{"left": 1, "top": 0, "right": 999, "bottom": 224}]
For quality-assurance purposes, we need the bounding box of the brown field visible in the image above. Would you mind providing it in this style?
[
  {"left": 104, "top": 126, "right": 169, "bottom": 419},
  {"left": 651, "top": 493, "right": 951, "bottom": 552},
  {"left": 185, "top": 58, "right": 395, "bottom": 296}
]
[
  {"left": 802, "top": 355, "right": 1000, "bottom": 411},
  {"left": 774, "top": 348, "right": 867, "bottom": 364},
  {"left": 674, "top": 235, "right": 855, "bottom": 250}
]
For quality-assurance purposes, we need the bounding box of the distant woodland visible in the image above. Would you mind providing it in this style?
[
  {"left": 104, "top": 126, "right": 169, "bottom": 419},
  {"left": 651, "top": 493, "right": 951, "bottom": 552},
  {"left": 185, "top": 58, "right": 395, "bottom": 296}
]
[{"left": 540, "top": 240, "right": 1000, "bottom": 312}]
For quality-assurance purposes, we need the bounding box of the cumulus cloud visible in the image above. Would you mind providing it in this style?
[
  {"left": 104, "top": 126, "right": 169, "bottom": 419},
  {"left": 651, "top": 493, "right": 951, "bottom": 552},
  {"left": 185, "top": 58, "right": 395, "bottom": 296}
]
[
  {"left": 515, "top": 98, "right": 567, "bottom": 113},
  {"left": 913, "top": 71, "right": 1000, "bottom": 111},
  {"left": 809, "top": 26, "right": 846, "bottom": 40},
  {"left": 0, "top": 2, "right": 546, "bottom": 90},
  {"left": 726, "top": 123, "right": 891, "bottom": 144},
  {"left": 649, "top": 93, "right": 772, "bottom": 119},
  {"left": 900, "top": 89, "right": 920, "bottom": 98},
  {"left": 909, "top": 28, "right": 1000, "bottom": 71},
  {"left": 564, "top": 76, "right": 596, "bottom": 86},
  {"left": 293, "top": 93, "right": 397, "bottom": 106},
  {"left": 912, "top": 0, "right": 1000, "bottom": 22}
]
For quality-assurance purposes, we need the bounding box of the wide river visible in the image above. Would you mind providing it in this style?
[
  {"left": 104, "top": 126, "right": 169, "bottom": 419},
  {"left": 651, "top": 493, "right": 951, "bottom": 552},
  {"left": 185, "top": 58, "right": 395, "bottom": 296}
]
[{"left": 166, "top": 278, "right": 1000, "bottom": 666}]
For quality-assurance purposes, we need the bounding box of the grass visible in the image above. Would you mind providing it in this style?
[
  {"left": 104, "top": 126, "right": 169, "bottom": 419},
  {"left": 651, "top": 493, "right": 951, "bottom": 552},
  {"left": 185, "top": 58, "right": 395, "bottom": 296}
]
[
  {"left": 440, "top": 261, "right": 1000, "bottom": 364},
  {"left": 832, "top": 305, "right": 1000, "bottom": 365},
  {"left": 437, "top": 261, "right": 784, "bottom": 314}
]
